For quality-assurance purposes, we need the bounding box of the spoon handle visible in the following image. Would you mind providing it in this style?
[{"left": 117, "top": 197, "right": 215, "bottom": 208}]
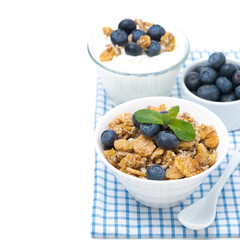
[{"left": 210, "top": 150, "right": 240, "bottom": 197}]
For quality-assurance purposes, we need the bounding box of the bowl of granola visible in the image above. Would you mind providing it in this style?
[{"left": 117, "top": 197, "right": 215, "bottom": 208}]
[
  {"left": 87, "top": 18, "right": 190, "bottom": 105},
  {"left": 94, "top": 96, "right": 229, "bottom": 208}
]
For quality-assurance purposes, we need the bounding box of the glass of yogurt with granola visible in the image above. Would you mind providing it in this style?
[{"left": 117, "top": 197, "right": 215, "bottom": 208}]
[{"left": 88, "top": 18, "right": 190, "bottom": 104}]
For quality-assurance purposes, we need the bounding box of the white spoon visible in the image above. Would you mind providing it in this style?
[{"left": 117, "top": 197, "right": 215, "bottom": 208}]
[{"left": 178, "top": 149, "right": 240, "bottom": 230}]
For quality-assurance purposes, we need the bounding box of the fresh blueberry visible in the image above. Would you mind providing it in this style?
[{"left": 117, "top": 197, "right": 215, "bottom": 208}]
[
  {"left": 232, "top": 70, "right": 240, "bottom": 86},
  {"left": 146, "top": 165, "right": 165, "bottom": 180},
  {"left": 184, "top": 71, "right": 202, "bottom": 91},
  {"left": 194, "top": 63, "right": 207, "bottom": 73},
  {"left": 207, "top": 52, "right": 226, "bottom": 70},
  {"left": 219, "top": 92, "right": 236, "bottom": 102},
  {"left": 156, "top": 131, "right": 179, "bottom": 150},
  {"left": 215, "top": 76, "right": 232, "bottom": 93},
  {"left": 110, "top": 29, "right": 128, "bottom": 46},
  {"left": 147, "top": 24, "right": 165, "bottom": 41},
  {"left": 132, "top": 113, "right": 141, "bottom": 128},
  {"left": 200, "top": 67, "right": 217, "bottom": 84},
  {"left": 125, "top": 42, "right": 142, "bottom": 56},
  {"left": 235, "top": 65, "right": 240, "bottom": 71},
  {"left": 132, "top": 29, "right": 146, "bottom": 42},
  {"left": 140, "top": 123, "right": 161, "bottom": 137},
  {"left": 160, "top": 110, "right": 168, "bottom": 114},
  {"left": 118, "top": 19, "right": 136, "bottom": 35},
  {"left": 220, "top": 63, "right": 236, "bottom": 78},
  {"left": 101, "top": 129, "right": 117, "bottom": 147},
  {"left": 235, "top": 86, "right": 240, "bottom": 99},
  {"left": 145, "top": 40, "right": 161, "bottom": 56},
  {"left": 196, "top": 84, "right": 220, "bottom": 101}
]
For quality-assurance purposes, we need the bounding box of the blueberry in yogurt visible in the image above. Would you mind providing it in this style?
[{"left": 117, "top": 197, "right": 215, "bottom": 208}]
[
  {"left": 125, "top": 42, "right": 142, "bottom": 56},
  {"left": 147, "top": 24, "right": 165, "bottom": 41},
  {"left": 118, "top": 18, "right": 136, "bottom": 35},
  {"left": 132, "top": 29, "right": 146, "bottom": 42},
  {"left": 110, "top": 29, "right": 128, "bottom": 46},
  {"left": 146, "top": 40, "right": 161, "bottom": 56}
]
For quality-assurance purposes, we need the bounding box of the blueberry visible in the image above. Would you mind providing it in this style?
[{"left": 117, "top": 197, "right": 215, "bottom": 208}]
[
  {"left": 200, "top": 67, "right": 217, "bottom": 84},
  {"left": 132, "top": 29, "right": 146, "bottom": 42},
  {"left": 196, "top": 84, "right": 220, "bottom": 101},
  {"left": 140, "top": 123, "right": 161, "bottom": 137},
  {"left": 232, "top": 70, "right": 240, "bottom": 86},
  {"left": 145, "top": 40, "right": 161, "bottom": 56},
  {"left": 215, "top": 76, "right": 232, "bottom": 93},
  {"left": 220, "top": 63, "right": 236, "bottom": 78},
  {"left": 219, "top": 92, "right": 236, "bottom": 102},
  {"left": 110, "top": 29, "right": 128, "bottom": 46},
  {"left": 132, "top": 113, "right": 141, "bottom": 128},
  {"left": 235, "top": 65, "right": 240, "bottom": 71},
  {"left": 101, "top": 129, "right": 117, "bottom": 147},
  {"left": 124, "top": 42, "right": 142, "bottom": 56},
  {"left": 147, "top": 24, "right": 165, "bottom": 41},
  {"left": 146, "top": 165, "right": 165, "bottom": 180},
  {"left": 208, "top": 52, "right": 226, "bottom": 70},
  {"left": 194, "top": 63, "right": 207, "bottom": 73},
  {"left": 160, "top": 110, "right": 168, "bottom": 114},
  {"left": 184, "top": 71, "right": 202, "bottom": 91},
  {"left": 235, "top": 86, "right": 240, "bottom": 99},
  {"left": 156, "top": 131, "right": 179, "bottom": 150},
  {"left": 118, "top": 19, "right": 136, "bottom": 35}
]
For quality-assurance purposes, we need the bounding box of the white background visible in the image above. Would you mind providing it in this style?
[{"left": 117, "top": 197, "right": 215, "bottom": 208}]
[{"left": 0, "top": 0, "right": 240, "bottom": 239}]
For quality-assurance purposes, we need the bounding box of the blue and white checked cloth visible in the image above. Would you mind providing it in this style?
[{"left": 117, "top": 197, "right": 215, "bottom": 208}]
[{"left": 91, "top": 50, "right": 240, "bottom": 238}]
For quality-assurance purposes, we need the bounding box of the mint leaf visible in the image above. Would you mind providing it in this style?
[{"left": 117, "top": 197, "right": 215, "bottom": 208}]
[
  {"left": 161, "top": 106, "right": 179, "bottom": 124},
  {"left": 168, "top": 118, "right": 196, "bottom": 141},
  {"left": 168, "top": 106, "right": 179, "bottom": 118},
  {"left": 134, "top": 109, "right": 164, "bottom": 125}
]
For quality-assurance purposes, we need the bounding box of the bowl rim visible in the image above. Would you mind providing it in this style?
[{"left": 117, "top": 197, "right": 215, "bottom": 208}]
[
  {"left": 181, "top": 58, "right": 240, "bottom": 105},
  {"left": 87, "top": 26, "right": 190, "bottom": 77},
  {"left": 94, "top": 96, "right": 229, "bottom": 185}
]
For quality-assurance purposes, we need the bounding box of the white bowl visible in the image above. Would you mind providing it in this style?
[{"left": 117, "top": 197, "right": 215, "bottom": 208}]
[
  {"left": 94, "top": 96, "right": 229, "bottom": 208},
  {"left": 87, "top": 26, "right": 189, "bottom": 105},
  {"left": 180, "top": 58, "right": 240, "bottom": 131}
]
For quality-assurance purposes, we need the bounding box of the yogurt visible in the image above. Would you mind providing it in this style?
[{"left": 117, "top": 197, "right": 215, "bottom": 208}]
[
  {"left": 87, "top": 21, "right": 190, "bottom": 105},
  {"left": 93, "top": 25, "right": 189, "bottom": 74}
]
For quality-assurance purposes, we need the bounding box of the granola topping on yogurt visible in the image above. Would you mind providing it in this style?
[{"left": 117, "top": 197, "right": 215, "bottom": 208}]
[{"left": 93, "top": 18, "right": 188, "bottom": 74}]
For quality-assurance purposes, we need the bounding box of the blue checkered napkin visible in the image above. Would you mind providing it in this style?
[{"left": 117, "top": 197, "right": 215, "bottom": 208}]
[{"left": 91, "top": 50, "right": 240, "bottom": 238}]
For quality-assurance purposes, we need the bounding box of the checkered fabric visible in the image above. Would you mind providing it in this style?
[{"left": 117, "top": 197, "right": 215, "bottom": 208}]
[{"left": 91, "top": 50, "right": 240, "bottom": 238}]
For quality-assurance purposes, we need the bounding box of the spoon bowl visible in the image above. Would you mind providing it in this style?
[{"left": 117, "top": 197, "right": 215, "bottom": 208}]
[{"left": 178, "top": 149, "right": 240, "bottom": 230}]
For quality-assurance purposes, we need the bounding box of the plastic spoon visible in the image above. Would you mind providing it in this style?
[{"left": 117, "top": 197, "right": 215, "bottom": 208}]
[{"left": 178, "top": 149, "right": 240, "bottom": 230}]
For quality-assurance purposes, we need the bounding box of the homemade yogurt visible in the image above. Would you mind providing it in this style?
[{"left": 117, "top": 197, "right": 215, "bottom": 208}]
[
  {"left": 94, "top": 26, "right": 189, "bottom": 74},
  {"left": 87, "top": 21, "right": 190, "bottom": 105}
]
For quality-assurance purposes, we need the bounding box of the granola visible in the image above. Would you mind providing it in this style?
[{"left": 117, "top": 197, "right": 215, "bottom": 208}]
[{"left": 102, "top": 104, "right": 219, "bottom": 180}]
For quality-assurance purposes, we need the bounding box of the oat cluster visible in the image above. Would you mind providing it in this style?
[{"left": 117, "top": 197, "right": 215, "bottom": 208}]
[{"left": 103, "top": 104, "right": 219, "bottom": 180}]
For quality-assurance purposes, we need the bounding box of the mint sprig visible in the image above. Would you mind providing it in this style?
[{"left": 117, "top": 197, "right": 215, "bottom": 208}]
[{"left": 134, "top": 106, "right": 196, "bottom": 141}]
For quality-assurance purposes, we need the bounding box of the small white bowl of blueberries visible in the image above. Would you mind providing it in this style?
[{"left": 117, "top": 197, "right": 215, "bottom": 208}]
[{"left": 181, "top": 52, "right": 240, "bottom": 131}]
